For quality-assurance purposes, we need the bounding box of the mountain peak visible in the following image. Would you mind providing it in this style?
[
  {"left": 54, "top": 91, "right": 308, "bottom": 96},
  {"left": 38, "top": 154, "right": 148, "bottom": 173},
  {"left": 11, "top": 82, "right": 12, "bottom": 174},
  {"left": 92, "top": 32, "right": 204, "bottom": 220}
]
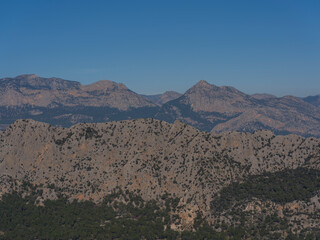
[
  {"left": 194, "top": 80, "right": 213, "bottom": 88},
  {"left": 181, "top": 79, "right": 251, "bottom": 113},
  {"left": 186, "top": 80, "right": 218, "bottom": 94},
  {"left": 187, "top": 80, "right": 219, "bottom": 92}
]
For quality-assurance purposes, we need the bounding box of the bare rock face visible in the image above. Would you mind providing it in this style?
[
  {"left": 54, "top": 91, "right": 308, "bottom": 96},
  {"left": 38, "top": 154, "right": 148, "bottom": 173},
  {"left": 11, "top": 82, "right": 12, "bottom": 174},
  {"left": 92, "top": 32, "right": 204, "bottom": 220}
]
[{"left": 0, "top": 119, "right": 320, "bottom": 222}]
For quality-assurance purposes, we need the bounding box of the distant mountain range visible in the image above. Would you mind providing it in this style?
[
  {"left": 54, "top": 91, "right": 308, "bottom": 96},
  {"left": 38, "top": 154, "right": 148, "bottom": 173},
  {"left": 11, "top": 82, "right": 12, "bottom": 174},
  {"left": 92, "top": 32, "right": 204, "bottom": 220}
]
[{"left": 0, "top": 74, "right": 319, "bottom": 137}]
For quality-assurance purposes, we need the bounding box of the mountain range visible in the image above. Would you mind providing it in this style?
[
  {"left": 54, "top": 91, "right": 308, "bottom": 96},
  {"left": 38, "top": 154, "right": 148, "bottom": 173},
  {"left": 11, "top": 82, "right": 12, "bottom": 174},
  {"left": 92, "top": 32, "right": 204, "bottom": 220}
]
[{"left": 0, "top": 74, "right": 320, "bottom": 137}]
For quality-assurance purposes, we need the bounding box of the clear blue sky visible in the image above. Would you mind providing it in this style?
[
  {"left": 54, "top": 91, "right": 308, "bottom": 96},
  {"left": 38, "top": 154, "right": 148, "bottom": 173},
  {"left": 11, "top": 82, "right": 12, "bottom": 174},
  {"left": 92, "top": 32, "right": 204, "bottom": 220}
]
[{"left": 1, "top": 0, "right": 319, "bottom": 96}]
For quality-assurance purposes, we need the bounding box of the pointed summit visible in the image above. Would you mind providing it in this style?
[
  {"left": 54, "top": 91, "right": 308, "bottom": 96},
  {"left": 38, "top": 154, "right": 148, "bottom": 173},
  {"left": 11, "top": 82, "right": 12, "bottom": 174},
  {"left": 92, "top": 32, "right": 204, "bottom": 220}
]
[
  {"left": 186, "top": 80, "right": 218, "bottom": 95},
  {"left": 180, "top": 80, "right": 251, "bottom": 113},
  {"left": 196, "top": 79, "right": 210, "bottom": 85},
  {"left": 193, "top": 80, "right": 215, "bottom": 88}
]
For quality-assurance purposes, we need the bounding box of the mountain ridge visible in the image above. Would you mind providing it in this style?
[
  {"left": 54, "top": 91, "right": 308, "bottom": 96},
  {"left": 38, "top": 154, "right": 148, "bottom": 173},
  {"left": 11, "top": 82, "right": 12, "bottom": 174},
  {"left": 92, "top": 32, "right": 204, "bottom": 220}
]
[
  {"left": 0, "top": 74, "right": 319, "bottom": 137},
  {"left": 0, "top": 74, "right": 155, "bottom": 110}
]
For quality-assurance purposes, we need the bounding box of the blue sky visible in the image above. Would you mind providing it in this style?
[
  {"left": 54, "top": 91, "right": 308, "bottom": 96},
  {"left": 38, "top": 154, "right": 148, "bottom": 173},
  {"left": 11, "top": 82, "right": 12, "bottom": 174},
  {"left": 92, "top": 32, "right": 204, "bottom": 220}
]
[{"left": 0, "top": 0, "right": 319, "bottom": 96}]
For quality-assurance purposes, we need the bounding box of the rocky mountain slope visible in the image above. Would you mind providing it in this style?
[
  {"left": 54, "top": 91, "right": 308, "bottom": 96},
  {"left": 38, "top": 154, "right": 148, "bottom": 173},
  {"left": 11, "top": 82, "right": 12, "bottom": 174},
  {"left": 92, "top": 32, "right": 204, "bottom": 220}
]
[
  {"left": 156, "top": 80, "right": 320, "bottom": 137},
  {"left": 0, "top": 74, "right": 154, "bottom": 110},
  {"left": 1, "top": 119, "right": 320, "bottom": 237},
  {"left": 0, "top": 74, "right": 159, "bottom": 130}
]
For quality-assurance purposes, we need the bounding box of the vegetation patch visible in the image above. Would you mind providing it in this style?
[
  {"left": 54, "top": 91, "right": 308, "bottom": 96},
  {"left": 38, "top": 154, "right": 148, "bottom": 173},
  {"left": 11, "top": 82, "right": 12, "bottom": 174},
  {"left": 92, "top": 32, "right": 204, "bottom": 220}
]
[
  {"left": 211, "top": 168, "right": 320, "bottom": 212},
  {"left": 0, "top": 189, "right": 231, "bottom": 240},
  {"left": 0, "top": 184, "right": 319, "bottom": 239}
]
